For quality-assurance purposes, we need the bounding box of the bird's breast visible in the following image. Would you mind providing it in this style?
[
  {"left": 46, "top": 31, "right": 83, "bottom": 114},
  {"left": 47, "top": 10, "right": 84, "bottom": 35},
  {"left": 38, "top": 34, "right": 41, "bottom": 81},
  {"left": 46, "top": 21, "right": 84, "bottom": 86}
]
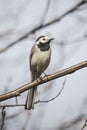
[
  {"left": 33, "top": 49, "right": 50, "bottom": 63},
  {"left": 31, "top": 48, "right": 51, "bottom": 74}
]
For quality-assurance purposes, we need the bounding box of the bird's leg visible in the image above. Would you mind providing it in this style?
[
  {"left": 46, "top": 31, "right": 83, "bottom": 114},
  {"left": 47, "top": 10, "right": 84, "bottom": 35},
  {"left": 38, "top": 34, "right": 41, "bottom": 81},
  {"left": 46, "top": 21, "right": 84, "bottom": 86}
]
[
  {"left": 39, "top": 76, "right": 43, "bottom": 81},
  {"left": 35, "top": 72, "right": 39, "bottom": 83},
  {"left": 43, "top": 72, "right": 50, "bottom": 80},
  {"left": 35, "top": 72, "right": 43, "bottom": 83},
  {"left": 43, "top": 72, "right": 50, "bottom": 77},
  {"left": 36, "top": 77, "right": 43, "bottom": 83}
]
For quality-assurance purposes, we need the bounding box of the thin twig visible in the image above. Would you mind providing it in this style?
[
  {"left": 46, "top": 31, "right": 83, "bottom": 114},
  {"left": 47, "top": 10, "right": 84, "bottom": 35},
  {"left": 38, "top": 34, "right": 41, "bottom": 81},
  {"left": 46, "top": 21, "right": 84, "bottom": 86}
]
[
  {"left": 0, "top": 61, "right": 87, "bottom": 102},
  {"left": 0, "top": 104, "right": 24, "bottom": 107},
  {"left": 0, "top": 0, "right": 86, "bottom": 53},
  {"left": 80, "top": 119, "right": 87, "bottom": 130},
  {"left": 0, "top": 77, "right": 66, "bottom": 107},
  {"left": 58, "top": 114, "right": 85, "bottom": 130},
  {"left": 1, "top": 107, "right": 6, "bottom": 130},
  {"left": 35, "top": 77, "right": 66, "bottom": 104},
  {"left": 40, "top": 0, "right": 50, "bottom": 26}
]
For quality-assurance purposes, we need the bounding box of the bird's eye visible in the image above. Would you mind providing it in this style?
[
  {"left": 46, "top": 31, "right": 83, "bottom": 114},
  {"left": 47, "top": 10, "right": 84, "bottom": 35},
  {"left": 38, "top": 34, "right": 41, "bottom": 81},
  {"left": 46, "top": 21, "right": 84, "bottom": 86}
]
[{"left": 43, "top": 38, "right": 45, "bottom": 41}]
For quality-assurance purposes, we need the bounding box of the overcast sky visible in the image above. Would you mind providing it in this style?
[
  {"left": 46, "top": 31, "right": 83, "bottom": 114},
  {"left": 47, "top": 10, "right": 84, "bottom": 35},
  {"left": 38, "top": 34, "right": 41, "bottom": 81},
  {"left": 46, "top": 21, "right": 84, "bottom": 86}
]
[{"left": 0, "top": 0, "right": 87, "bottom": 130}]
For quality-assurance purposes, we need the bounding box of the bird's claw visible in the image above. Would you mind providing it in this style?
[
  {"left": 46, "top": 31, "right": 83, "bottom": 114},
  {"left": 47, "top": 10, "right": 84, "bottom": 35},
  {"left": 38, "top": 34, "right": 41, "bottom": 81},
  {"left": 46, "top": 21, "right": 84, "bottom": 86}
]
[
  {"left": 43, "top": 72, "right": 50, "bottom": 79},
  {"left": 36, "top": 77, "right": 43, "bottom": 83}
]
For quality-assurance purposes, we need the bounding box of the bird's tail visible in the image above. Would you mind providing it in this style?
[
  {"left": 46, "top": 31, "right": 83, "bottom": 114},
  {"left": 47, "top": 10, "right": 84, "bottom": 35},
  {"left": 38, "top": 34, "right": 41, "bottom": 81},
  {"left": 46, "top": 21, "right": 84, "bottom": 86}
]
[
  {"left": 25, "top": 87, "right": 37, "bottom": 110},
  {"left": 25, "top": 74, "right": 37, "bottom": 110}
]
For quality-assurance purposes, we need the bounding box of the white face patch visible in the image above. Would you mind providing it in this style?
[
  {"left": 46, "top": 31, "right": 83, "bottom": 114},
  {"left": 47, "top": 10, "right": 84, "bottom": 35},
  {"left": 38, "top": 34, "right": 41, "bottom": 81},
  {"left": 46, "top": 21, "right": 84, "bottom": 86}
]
[{"left": 36, "top": 36, "right": 50, "bottom": 45}]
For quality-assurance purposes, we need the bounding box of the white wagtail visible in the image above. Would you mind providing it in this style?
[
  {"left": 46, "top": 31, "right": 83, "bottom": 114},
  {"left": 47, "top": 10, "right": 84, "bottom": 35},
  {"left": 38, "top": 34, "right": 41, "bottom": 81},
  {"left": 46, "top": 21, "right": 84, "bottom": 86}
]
[{"left": 25, "top": 36, "right": 54, "bottom": 110}]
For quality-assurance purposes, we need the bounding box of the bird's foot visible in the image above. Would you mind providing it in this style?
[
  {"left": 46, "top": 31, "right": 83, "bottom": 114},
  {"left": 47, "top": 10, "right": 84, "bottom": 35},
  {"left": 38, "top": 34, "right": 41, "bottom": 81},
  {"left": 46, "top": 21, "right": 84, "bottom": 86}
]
[
  {"left": 43, "top": 72, "right": 50, "bottom": 78},
  {"left": 36, "top": 76, "right": 43, "bottom": 83}
]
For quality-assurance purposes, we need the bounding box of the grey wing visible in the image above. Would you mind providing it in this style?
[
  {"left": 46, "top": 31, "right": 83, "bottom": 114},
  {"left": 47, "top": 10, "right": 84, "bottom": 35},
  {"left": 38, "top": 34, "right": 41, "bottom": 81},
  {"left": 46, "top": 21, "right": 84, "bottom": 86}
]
[
  {"left": 25, "top": 45, "right": 36, "bottom": 110},
  {"left": 29, "top": 44, "right": 35, "bottom": 71},
  {"left": 29, "top": 44, "right": 38, "bottom": 80}
]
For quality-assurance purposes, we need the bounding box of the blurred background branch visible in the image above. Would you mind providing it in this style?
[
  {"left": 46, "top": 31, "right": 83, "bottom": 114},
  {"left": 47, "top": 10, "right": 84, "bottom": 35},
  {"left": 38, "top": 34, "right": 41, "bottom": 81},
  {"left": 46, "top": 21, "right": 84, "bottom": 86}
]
[
  {"left": 80, "top": 119, "right": 87, "bottom": 130},
  {"left": 0, "top": 0, "right": 87, "bottom": 53},
  {"left": 0, "top": 0, "right": 87, "bottom": 130}
]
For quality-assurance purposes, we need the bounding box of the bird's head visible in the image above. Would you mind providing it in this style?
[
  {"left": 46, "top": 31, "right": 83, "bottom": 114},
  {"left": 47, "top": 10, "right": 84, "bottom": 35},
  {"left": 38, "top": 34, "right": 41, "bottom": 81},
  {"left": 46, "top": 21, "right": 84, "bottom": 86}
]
[{"left": 36, "top": 36, "right": 54, "bottom": 46}]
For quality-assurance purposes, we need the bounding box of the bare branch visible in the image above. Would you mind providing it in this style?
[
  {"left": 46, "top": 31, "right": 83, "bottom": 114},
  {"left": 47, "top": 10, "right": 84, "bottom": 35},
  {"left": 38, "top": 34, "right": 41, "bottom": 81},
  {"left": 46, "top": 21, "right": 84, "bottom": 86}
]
[
  {"left": 57, "top": 114, "right": 85, "bottom": 130},
  {"left": 0, "top": 0, "right": 86, "bottom": 53},
  {"left": 1, "top": 107, "right": 6, "bottom": 130},
  {"left": 0, "top": 104, "right": 24, "bottom": 107},
  {"left": 40, "top": 0, "right": 50, "bottom": 24},
  {"left": 0, "top": 77, "right": 66, "bottom": 108},
  {"left": 80, "top": 119, "right": 87, "bottom": 130},
  {"left": 0, "top": 61, "right": 87, "bottom": 102}
]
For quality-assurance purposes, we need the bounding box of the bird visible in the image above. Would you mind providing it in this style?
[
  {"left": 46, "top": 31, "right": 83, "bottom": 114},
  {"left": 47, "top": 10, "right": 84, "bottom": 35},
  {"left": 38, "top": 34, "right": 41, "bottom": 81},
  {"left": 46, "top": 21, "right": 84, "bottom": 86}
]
[{"left": 25, "top": 35, "right": 54, "bottom": 110}]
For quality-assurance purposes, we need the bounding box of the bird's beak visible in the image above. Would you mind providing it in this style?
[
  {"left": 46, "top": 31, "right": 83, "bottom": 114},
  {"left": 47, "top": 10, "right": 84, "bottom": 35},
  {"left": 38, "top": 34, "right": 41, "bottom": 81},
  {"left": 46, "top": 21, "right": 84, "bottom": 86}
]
[{"left": 49, "top": 38, "right": 54, "bottom": 42}]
